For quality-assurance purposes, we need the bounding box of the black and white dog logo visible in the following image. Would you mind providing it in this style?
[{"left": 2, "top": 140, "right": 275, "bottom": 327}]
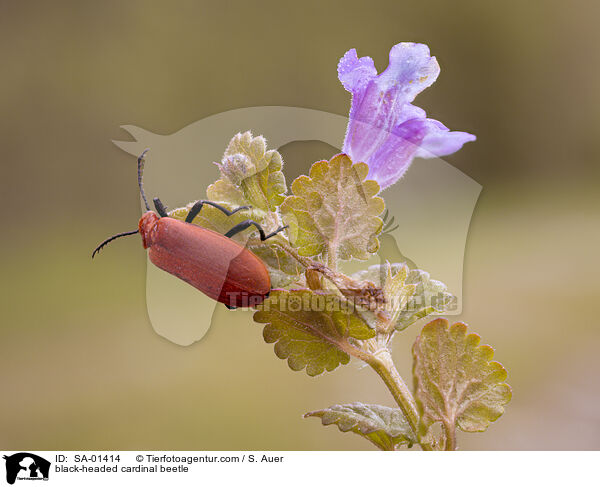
[{"left": 3, "top": 453, "right": 50, "bottom": 484}]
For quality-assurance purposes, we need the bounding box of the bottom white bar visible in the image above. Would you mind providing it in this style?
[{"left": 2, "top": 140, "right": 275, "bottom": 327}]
[{"left": 1, "top": 451, "right": 596, "bottom": 486}]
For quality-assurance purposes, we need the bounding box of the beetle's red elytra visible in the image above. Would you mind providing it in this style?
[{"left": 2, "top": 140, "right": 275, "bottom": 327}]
[
  {"left": 92, "top": 150, "right": 287, "bottom": 309},
  {"left": 139, "top": 212, "right": 271, "bottom": 307}
]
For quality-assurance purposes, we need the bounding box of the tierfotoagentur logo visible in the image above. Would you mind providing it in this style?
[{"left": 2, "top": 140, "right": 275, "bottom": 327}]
[{"left": 3, "top": 453, "right": 50, "bottom": 484}]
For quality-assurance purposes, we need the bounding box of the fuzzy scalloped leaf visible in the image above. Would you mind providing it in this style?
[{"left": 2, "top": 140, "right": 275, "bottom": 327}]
[
  {"left": 166, "top": 132, "right": 302, "bottom": 288},
  {"left": 304, "top": 403, "right": 416, "bottom": 450},
  {"left": 171, "top": 132, "right": 302, "bottom": 286},
  {"left": 280, "top": 154, "right": 384, "bottom": 261},
  {"left": 352, "top": 263, "right": 455, "bottom": 331},
  {"left": 169, "top": 203, "right": 252, "bottom": 238},
  {"left": 253, "top": 289, "right": 375, "bottom": 376},
  {"left": 413, "top": 319, "right": 512, "bottom": 436},
  {"left": 207, "top": 131, "right": 287, "bottom": 212},
  {"left": 251, "top": 245, "right": 304, "bottom": 288}
]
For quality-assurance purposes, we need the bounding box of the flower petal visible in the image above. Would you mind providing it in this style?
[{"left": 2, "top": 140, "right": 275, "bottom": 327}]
[
  {"left": 337, "top": 48, "right": 377, "bottom": 93},
  {"left": 414, "top": 120, "right": 476, "bottom": 159},
  {"left": 377, "top": 43, "right": 440, "bottom": 104},
  {"left": 395, "top": 102, "right": 427, "bottom": 124}
]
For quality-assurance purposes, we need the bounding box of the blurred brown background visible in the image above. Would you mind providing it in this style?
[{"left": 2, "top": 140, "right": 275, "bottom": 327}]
[{"left": 1, "top": 0, "right": 599, "bottom": 450}]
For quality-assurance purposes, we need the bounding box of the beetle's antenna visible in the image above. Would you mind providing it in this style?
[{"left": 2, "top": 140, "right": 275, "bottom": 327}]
[
  {"left": 92, "top": 230, "right": 139, "bottom": 259},
  {"left": 137, "top": 149, "right": 151, "bottom": 211}
]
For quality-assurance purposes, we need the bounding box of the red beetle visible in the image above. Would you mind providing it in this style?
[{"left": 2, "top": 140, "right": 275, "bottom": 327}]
[{"left": 92, "top": 150, "right": 286, "bottom": 308}]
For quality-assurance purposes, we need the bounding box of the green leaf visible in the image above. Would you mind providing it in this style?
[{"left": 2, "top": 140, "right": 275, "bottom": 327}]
[
  {"left": 280, "top": 154, "right": 384, "bottom": 261},
  {"left": 253, "top": 289, "right": 375, "bottom": 376},
  {"left": 167, "top": 132, "right": 303, "bottom": 287},
  {"left": 169, "top": 203, "right": 251, "bottom": 237},
  {"left": 412, "top": 319, "right": 512, "bottom": 436},
  {"left": 207, "top": 131, "right": 287, "bottom": 212},
  {"left": 250, "top": 246, "right": 304, "bottom": 288},
  {"left": 352, "top": 263, "right": 454, "bottom": 331},
  {"left": 304, "top": 403, "right": 416, "bottom": 451}
]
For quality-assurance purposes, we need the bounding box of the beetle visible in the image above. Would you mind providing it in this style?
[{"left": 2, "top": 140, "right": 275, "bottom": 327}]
[{"left": 92, "top": 150, "right": 287, "bottom": 308}]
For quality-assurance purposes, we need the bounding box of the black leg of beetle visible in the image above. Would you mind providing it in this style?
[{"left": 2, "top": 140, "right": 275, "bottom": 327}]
[
  {"left": 153, "top": 197, "right": 168, "bottom": 217},
  {"left": 185, "top": 200, "right": 251, "bottom": 223},
  {"left": 224, "top": 304, "right": 237, "bottom": 310},
  {"left": 224, "top": 220, "right": 288, "bottom": 241}
]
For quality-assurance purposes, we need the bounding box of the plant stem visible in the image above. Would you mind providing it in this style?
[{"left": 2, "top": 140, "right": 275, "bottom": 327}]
[
  {"left": 366, "top": 350, "right": 428, "bottom": 447},
  {"left": 443, "top": 422, "right": 457, "bottom": 451},
  {"left": 326, "top": 244, "right": 338, "bottom": 272},
  {"left": 341, "top": 344, "right": 432, "bottom": 451},
  {"left": 273, "top": 241, "right": 314, "bottom": 268}
]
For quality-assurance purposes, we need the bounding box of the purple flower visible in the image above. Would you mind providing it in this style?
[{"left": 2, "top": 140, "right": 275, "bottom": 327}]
[{"left": 339, "top": 42, "right": 476, "bottom": 189}]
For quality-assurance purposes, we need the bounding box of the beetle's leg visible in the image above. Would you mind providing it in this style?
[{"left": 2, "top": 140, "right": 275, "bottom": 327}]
[
  {"left": 225, "top": 220, "right": 288, "bottom": 241},
  {"left": 224, "top": 304, "right": 237, "bottom": 310},
  {"left": 185, "top": 200, "right": 250, "bottom": 223},
  {"left": 153, "top": 197, "right": 168, "bottom": 217}
]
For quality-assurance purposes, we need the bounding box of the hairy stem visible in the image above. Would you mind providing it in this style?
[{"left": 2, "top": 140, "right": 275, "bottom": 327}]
[
  {"left": 273, "top": 240, "right": 315, "bottom": 268},
  {"left": 443, "top": 422, "right": 457, "bottom": 451},
  {"left": 339, "top": 343, "right": 432, "bottom": 451},
  {"left": 366, "top": 351, "right": 423, "bottom": 444},
  {"left": 326, "top": 244, "right": 338, "bottom": 272}
]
